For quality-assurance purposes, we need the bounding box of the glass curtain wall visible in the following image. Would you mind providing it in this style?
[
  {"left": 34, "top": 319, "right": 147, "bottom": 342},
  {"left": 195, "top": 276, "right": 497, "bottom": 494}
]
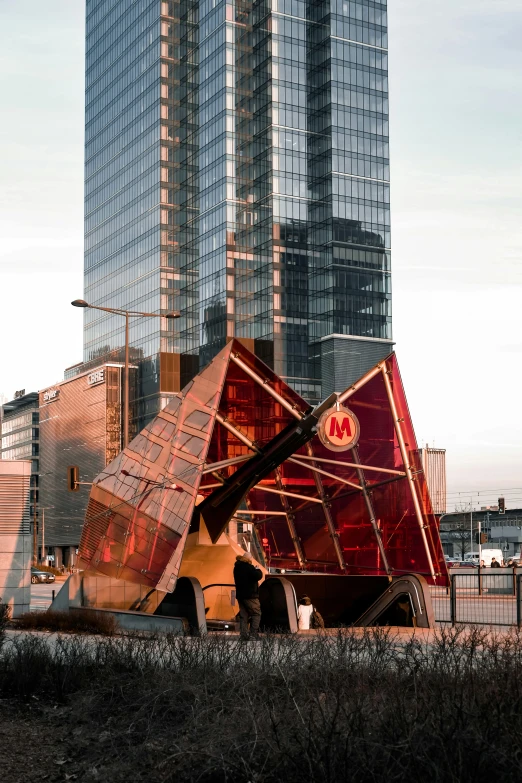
[
  {"left": 308, "top": 0, "right": 391, "bottom": 370},
  {"left": 84, "top": 0, "right": 391, "bottom": 422},
  {"left": 179, "top": 0, "right": 391, "bottom": 401},
  {"left": 84, "top": 0, "right": 163, "bottom": 368},
  {"left": 84, "top": 0, "right": 195, "bottom": 424}
]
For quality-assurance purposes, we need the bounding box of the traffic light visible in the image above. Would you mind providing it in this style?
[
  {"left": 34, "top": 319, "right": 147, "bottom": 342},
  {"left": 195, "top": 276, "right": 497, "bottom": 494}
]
[
  {"left": 498, "top": 497, "right": 505, "bottom": 515},
  {"left": 67, "top": 465, "right": 79, "bottom": 492}
]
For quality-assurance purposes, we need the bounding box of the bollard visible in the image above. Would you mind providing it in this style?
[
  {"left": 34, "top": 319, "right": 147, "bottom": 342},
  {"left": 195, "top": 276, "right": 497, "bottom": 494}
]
[
  {"left": 52, "top": 589, "right": 55, "bottom": 602},
  {"left": 450, "top": 574, "right": 457, "bottom": 626},
  {"left": 516, "top": 574, "right": 522, "bottom": 628}
]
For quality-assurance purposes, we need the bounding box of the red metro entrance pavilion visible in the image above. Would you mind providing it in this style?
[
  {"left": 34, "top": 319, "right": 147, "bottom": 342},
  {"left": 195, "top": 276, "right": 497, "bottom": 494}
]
[{"left": 77, "top": 340, "right": 448, "bottom": 630}]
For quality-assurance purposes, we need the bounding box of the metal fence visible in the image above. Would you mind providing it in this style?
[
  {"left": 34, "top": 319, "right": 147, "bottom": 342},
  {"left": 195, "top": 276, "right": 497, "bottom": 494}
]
[{"left": 430, "top": 568, "right": 522, "bottom": 627}]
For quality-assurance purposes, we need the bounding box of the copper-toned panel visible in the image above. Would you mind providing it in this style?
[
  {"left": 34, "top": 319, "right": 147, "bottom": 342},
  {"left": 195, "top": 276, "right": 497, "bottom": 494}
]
[{"left": 79, "top": 342, "right": 233, "bottom": 592}]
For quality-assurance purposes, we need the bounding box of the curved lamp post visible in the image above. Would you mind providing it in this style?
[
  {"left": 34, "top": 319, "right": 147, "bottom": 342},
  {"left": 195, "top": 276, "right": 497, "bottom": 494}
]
[{"left": 72, "top": 299, "right": 180, "bottom": 448}]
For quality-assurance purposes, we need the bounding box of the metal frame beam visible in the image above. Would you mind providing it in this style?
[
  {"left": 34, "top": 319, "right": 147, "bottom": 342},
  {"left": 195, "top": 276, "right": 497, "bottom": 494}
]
[
  {"left": 216, "top": 412, "right": 260, "bottom": 452},
  {"left": 303, "top": 444, "right": 346, "bottom": 570},
  {"left": 380, "top": 364, "right": 437, "bottom": 580},
  {"left": 351, "top": 445, "right": 392, "bottom": 578},
  {"left": 338, "top": 361, "right": 385, "bottom": 404},
  {"left": 292, "top": 453, "right": 405, "bottom": 477},
  {"left": 214, "top": 410, "right": 307, "bottom": 564},
  {"left": 255, "top": 484, "right": 323, "bottom": 505},
  {"left": 230, "top": 353, "right": 304, "bottom": 420},
  {"left": 234, "top": 510, "right": 288, "bottom": 516},
  {"left": 272, "top": 468, "right": 307, "bottom": 567},
  {"left": 288, "top": 456, "right": 361, "bottom": 491},
  {"left": 202, "top": 454, "right": 252, "bottom": 474}
]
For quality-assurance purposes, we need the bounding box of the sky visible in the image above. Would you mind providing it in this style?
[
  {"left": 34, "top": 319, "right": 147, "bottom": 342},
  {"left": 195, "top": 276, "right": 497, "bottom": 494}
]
[{"left": 0, "top": 0, "right": 521, "bottom": 509}]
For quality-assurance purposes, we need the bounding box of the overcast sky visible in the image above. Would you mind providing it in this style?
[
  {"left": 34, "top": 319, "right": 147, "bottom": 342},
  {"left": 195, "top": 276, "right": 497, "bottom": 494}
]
[{"left": 0, "top": 0, "right": 521, "bottom": 509}]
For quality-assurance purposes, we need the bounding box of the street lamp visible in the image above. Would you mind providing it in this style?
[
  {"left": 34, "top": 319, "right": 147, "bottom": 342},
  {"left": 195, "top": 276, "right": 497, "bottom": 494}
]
[
  {"left": 71, "top": 299, "right": 180, "bottom": 448},
  {"left": 38, "top": 505, "right": 54, "bottom": 565}
]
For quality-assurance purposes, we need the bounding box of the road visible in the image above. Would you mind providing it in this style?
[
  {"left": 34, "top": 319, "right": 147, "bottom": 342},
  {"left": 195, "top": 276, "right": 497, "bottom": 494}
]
[
  {"left": 30, "top": 581, "right": 65, "bottom": 612},
  {"left": 430, "top": 588, "right": 520, "bottom": 627}
]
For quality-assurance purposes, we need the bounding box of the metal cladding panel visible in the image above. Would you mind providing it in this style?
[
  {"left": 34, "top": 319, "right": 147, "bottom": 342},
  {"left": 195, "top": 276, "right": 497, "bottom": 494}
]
[
  {"left": 418, "top": 447, "right": 447, "bottom": 515},
  {"left": 39, "top": 367, "right": 122, "bottom": 547},
  {"left": 0, "top": 461, "right": 31, "bottom": 616},
  {"left": 77, "top": 341, "right": 448, "bottom": 591},
  {"left": 0, "top": 461, "right": 31, "bottom": 535},
  {"left": 320, "top": 337, "right": 394, "bottom": 397},
  {"left": 79, "top": 343, "right": 235, "bottom": 592}
]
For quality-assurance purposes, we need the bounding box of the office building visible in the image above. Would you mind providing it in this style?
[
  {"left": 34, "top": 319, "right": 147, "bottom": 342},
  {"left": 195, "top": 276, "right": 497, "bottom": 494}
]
[
  {"left": 84, "top": 0, "right": 392, "bottom": 424},
  {"left": 0, "top": 392, "right": 39, "bottom": 526},
  {"left": 38, "top": 364, "right": 125, "bottom": 568},
  {"left": 440, "top": 508, "right": 522, "bottom": 560}
]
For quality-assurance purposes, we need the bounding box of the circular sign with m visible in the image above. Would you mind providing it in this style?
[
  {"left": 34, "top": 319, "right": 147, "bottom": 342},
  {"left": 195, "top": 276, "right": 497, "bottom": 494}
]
[{"left": 317, "top": 405, "right": 360, "bottom": 452}]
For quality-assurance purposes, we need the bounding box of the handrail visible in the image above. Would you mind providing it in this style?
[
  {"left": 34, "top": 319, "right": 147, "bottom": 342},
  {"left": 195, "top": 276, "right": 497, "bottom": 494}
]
[{"left": 201, "top": 583, "right": 235, "bottom": 591}]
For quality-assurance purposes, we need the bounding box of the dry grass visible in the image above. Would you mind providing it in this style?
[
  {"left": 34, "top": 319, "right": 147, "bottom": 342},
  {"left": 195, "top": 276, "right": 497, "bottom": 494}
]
[{"left": 1, "top": 627, "right": 522, "bottom": 781}]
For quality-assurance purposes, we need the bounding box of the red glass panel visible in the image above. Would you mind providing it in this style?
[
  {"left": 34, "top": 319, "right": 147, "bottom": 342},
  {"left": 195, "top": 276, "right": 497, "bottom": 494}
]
[
  {"left": 79, "top": 339, "right": 448, "bottom": 590},
  {"left": 241, "top": 354, "right": 448, "bottom": 585}
]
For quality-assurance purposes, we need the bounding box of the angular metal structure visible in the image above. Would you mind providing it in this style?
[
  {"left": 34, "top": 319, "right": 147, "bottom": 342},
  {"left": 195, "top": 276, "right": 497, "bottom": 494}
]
[{"left": 78, "top": 340, "right": 448, "bottom": 592}]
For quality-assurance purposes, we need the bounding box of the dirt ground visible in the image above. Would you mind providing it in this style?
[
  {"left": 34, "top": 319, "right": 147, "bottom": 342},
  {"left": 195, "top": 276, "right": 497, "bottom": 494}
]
[
  {"left": 0, "top": 703, "right": 72, "bottom": 782},
  {"left": 0, "top": 703, "right": 123, "bottom": 783}
]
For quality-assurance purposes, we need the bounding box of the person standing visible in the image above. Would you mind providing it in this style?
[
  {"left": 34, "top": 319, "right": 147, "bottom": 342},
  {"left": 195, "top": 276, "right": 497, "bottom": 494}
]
[
  {"left": 234, "top": 552, "right": 263, "bottom": 639},
  {"left": 490, "top": 557, "right": 501, "bottom": 569},
  {"left": 297, "top": 595, "right": 314, "bottom": 630}
]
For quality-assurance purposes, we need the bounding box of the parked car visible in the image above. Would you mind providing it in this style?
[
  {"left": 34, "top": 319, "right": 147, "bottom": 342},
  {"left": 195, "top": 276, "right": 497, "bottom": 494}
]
[{"left": 30, "top": 567, "right": 55, "bottom": 584}]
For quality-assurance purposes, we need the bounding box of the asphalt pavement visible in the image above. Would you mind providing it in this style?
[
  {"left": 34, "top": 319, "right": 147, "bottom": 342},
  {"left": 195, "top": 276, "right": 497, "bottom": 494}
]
[
  {"left": 430, "top": 588, "right": 520, "bottom": 626},
  {"left": 30, "top": 581, "right": 64, "bottom": 612}
]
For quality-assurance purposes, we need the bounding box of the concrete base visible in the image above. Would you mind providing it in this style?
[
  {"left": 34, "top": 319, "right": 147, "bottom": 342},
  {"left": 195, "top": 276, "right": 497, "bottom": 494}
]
[
  {"left": 0, "top": 533, "right": 31, "bottom": 618},
  {"left": 50, "top": 573, "right": 194, "bottom": 634},
  {"left": 75, "top": 607, "right": 186, "bottom": 634}
]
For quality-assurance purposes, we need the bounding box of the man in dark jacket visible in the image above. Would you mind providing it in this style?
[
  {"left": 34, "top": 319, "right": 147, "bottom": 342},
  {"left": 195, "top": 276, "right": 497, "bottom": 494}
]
[
  {"left": 490, "top": 557, "right": 501, "bottom": 568},
  {"left": 234, "top": 552, "right": 263, "bottom": 639}
]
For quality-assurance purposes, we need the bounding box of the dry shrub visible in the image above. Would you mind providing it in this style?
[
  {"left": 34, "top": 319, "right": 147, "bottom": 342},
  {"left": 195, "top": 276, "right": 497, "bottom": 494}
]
[
  {"left": 13, "top": 608, "right": 117, "bottom": 635},
  {"left": 0, "top": 603, "right": 10, "bottom": 642},
  {"left": 1, "top": 627, "right": 522, "bottom": 781}
]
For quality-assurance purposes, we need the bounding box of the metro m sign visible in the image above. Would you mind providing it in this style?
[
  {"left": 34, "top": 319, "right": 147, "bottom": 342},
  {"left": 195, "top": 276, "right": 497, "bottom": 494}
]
[{"left": 317, "top": 405, "right": 360, "bottom": 452}]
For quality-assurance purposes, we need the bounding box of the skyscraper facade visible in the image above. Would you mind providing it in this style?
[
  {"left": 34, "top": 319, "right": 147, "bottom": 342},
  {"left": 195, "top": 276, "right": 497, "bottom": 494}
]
[{"left": 84, "top": 0, "right": 391, "bottom": 421}]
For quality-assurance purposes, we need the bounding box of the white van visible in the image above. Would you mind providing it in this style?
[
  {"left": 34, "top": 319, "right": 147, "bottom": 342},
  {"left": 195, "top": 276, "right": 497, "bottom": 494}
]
[{"left": 479, "top": 548, "right": 504, "bottom": 567}]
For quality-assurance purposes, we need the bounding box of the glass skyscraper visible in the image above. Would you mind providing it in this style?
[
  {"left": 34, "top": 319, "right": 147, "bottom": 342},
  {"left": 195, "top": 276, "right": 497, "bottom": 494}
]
[{"left": 84, "top": 0, "right": 391, "bottom": 422}]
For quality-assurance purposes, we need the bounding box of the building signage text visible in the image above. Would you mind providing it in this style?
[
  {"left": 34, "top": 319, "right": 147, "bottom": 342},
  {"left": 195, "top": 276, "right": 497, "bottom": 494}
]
[
  {"left": 317, "top": 404, "right": 360, "bottom": 452},
  {"left": 87, "top": 369, "right": 105, "bottom": 386},
  {"left": 43, "top": 389, "right": 59, "bottom": 402}
]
